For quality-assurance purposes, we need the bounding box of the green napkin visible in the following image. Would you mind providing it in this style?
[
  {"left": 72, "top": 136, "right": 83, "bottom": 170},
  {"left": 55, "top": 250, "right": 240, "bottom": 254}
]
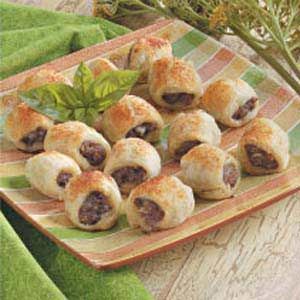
[
  {"left": 0, "top": 210, "right": 66, "bottom": 300},
  {"left": 0, "top": 2, "right": 130, "bottom": 79},
  {"left": 1, "top": 203, "right": 152, "bottom": 300}
]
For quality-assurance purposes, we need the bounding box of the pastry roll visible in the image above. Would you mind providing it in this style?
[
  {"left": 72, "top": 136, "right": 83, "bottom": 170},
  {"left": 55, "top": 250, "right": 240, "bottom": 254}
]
[
  {"left": 101, "top": 95, "right": 164, "bottom": 143},
  {"left": 201, "top": 79, "right": 259, "bottom": 127},
  {"left": 18, "top": 68, "right": 71, "bottom": 92},
  {"left": 44, "top": 121, "right": 111, "bottom": 171},
  {"left": 128, "top": 36, "right": 173, "bottom": 82},
  {"left": 104, "top": 138, "right": 161, "bottom": 195},
  {"left": 180, "top": 144, "right": 241, "bottom": 199},
  {"left": 238, "top": 118, "right": 289, "bottom": 175},
  {"left": 4, "top": 103, "right": 54, "bottom": 152},
  {"left": 149, "top": 57, "right": 202, "bottom": 110},
  {"left": 0, "top": 93, "right": 21, "bottom": 115},
  {"left": 63, "top": 171, "right": 122, "bottom": 231},
  {"left": 126, "top": 175, "right": 194, "bottom": 232},
  {"left": 168, "top": 110, "right": 221, "bottom": 159},
  {"left": 89, "top": 58, "right": 118, "bottom": 78},
  {"left": 25, "top": 151, "right": 81, "bottom": 200}
]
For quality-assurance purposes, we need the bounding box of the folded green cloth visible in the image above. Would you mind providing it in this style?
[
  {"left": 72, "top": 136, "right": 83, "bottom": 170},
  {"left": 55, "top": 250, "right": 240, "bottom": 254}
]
[
  {"left": 0, "top": 2, "right": 130, "bottom": 79},
  {"left": 1, "top": 203, "right": 152, "bottom": 300},
  {"left": 0, "top": 210, "right": 66, "bottom": 300}
]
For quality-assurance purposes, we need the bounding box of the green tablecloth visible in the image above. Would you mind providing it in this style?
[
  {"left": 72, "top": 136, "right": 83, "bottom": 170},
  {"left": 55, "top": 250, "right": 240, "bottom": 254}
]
[
  {"left": 0, "top": 1, "right": 130, "bottom": 79},
  {"left": 0, "top": 3, "right": 152, "bottom": 300}
]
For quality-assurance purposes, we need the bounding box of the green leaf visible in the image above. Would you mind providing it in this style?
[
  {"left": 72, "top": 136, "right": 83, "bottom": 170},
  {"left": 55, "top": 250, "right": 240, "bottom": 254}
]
[
  {"left": 19, "top": 65, "right": 140, "bottom": 126},
  {"left": 88, "top": 70, "right": 139, "bottom": 111},
  {"left": 73, "top": 62, "right": 93, "bottom": 100},
  {"left": 19, "top": 83, "right": 81, "bottom": 122}
]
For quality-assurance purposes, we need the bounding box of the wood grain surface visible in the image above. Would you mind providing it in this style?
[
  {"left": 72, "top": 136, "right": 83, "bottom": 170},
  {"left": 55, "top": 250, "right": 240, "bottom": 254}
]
[{"left": 6, "top": 1, "right": 300, "bottom": 299}]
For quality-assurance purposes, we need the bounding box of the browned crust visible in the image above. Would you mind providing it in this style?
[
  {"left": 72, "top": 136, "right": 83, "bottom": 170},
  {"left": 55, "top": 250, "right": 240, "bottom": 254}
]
[
  {"left": 240, "top": 118, "right": 274, "bottom": 143},
  {"left": 45, "top": 121, "right": 86, "bottom": 142},
  {"left": 201, "top": 79, "right": 234, "bottom": 112},
  {"left": 131, "top": 36, "right": 171, "bottom": 53},
  {"left": 66, "top": 171, "right": 114, "bottom": 202},
  {"left": 5, "top": 103, "right": 52, "bottom": 140},
  {"left": 111, "top": 138, "right": 156, "bottom": 157},
  {"left": 182, "top": 144, "right": 224, "bottom": 172},
  {"left": 130, "top": 175, "right": 188, "bottom": 203},
  {"left": 103, "top": 96, "right": 163, "bottom": 135},
  {"left": 150, "top": 57, "right": 198, "bottom": 92},
  {"left": 18, "top": 68, "right": 70, "bottom": 92}
]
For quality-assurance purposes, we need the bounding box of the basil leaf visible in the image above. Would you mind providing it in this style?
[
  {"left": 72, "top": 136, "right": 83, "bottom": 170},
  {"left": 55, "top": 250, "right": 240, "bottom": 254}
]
[
  {"left": 88, "top": 70, "right": 139, "bottom": 111},
  {"left": 19, "top": 83, "right": 81, "bottom": 122},
  {"left": 73, "top": 62, "right": 93, "bottom": 100}
]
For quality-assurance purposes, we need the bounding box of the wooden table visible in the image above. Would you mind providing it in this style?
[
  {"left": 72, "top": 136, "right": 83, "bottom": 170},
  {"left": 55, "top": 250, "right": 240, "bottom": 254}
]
[{"left": 7, "top": 1, "right": 300, "bottom": 299}]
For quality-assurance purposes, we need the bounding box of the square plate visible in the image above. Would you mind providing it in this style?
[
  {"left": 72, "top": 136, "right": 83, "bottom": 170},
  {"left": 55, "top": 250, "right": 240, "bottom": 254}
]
[{"left": 1, "top": 19, "right": 299, "bottom": 270}]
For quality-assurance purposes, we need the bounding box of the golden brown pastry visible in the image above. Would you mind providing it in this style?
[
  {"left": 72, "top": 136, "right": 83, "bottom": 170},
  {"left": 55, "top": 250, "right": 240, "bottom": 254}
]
[
  {"left": 4, "top": 103, "right": 54, "bottom": 152},
  {"left": 101, "top": 95, "right": 164, "bottom": 143},
  {"left": 89, "top": 58, "right": 118, "bottom": 78},
  {"left": 180, "top": 144, "right": 241, "bottom": 199},
  {"left": 126, "top": 175, "right": 195, "bottom": 232},
  {"left": 238, "top": 118, "right": 289, "bottom": 175},
  {"left": 104, "top": 138, "right": 161, "bottom": 195},
  {"left": 168, "top": 110, "right": 221, "bottom": 159},
  {"left": 128, "top": 36, "right": 173, "bottom": 82},
  {"left": 0, "top": 93, "right": 21, "bottom": 115},
  {"left": 63, "top": 171, "right": 122, "bottom": 231},
  {"left": 201, "top": 79, "right": 259, "bottom": 127},
  {"left": 44, "top": 121, "right": 111, "bottom": 171},
  {"left": 18, "top": 68, "right": 71, "bottom": 92},
  {"left": 148, "top": 57, "right": 202, "bottom": 110},
  {"left": 25, "top": 151, "right": 81, "bottom": 200}
]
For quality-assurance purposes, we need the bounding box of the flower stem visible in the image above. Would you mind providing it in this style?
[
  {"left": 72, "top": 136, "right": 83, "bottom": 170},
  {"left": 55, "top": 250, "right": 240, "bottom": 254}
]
[{"left": 232, "top": 25, "right": 300, "bottom": 94}]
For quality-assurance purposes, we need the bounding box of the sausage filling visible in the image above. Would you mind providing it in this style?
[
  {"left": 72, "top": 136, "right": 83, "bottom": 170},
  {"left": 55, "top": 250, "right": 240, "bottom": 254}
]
[
  {"left": 126, "top": 122, "right": 157, "bottom": 139},
  {"left": 134, "top": 197, "right": 165, "bottom": 231},
  {"left": 56, "top": 171, "right": 73, "bottom": 188},
  {"left": 78, "top": 191, "right": 112, "bottom": 225},
  {"left": 223, "top": 163, "right": 239, "bottom": 188},
  {"left": 112, "top": 166, "right": 147, "bottom": 194},
  {"left": 21, "top": 127, "right": 47, "bottom": 147},
  {"left": 245, "top": 144, "right": 278, "bottom": 169},
  {"left": 175, "top": 140, "right": 201, "bottom": 159},
  {"left": 232, "top": 97, "right": 258, "bottom": 120},
  {"left": 162, "top": 93, "right": 194, "bottom": 106},
  {"left": 80, "top": 140, "right": 106, "bottom": 166}
]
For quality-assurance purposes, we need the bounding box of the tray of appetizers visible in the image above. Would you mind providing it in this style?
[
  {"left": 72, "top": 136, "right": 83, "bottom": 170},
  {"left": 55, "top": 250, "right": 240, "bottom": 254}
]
[{"left": 1, "top": 19, "right": 299, "bottom": 270}]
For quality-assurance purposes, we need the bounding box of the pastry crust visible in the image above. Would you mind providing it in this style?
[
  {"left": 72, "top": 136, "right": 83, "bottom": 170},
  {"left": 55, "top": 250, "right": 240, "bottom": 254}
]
[
  {"left": 63, "top": 171, "right": 122, "bottom": 231},
  {"left": 89, "top": 58, "right": 118, "bottom": 78},
  {"left": 4, "top": 103, "right": 54, "bottom": 152},
  {"left": 25, "top": 151, "right": 81, "bottom": 200},
  {"left": 168, "top": 110, "right": 221, "bottom": 159},
  {"left": 180, "top": 144, "right": 241, "bottom": 199},
  {"left": 44, "top": 121, "right": 111, "bottom": 170},
  {"left": 148, "top": 57, "right": 202, "bottom": 110},
  {"left": 0, "top": 93, "right": 21, "bottom": 115},
  {"left": 126, "top": 175, "right": 195, "bottom": 232},
  {"left": 18, "top": 68, "right": 71, "bottom": 92},
  {"left": 238, "top": 118, "right": 289, "bottom": 175},
  {"left": 101, "top": 95, "right": 164, "bottom": 143},
  {"left": 104, "top": 138, "right": 161, "bottom": 195},
  {"left": 201, "top": 79, "right": 259, "bottom": 127},
  {"left": 128, "top": 36, "right": 173, "bottom": 82}
]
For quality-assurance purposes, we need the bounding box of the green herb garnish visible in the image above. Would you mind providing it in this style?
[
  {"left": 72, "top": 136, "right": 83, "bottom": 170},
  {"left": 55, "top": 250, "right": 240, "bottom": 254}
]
[{"left": 19, "top": 62, "right": 139, "bottom": 125}]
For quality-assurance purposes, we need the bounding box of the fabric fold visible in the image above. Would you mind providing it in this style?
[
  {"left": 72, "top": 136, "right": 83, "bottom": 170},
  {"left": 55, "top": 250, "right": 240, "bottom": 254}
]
[
  {"left": 0, "top": 210, "right": 66, "bottom": 300},
  {"left": 0, "top": 2, "right": 130, "bottom": 79}
]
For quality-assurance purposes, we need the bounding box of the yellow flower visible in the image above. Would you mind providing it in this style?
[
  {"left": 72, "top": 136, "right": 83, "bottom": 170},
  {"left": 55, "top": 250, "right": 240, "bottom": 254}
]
[{"left": 209, "top": 4, "right": 228, "bottom": 30}]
